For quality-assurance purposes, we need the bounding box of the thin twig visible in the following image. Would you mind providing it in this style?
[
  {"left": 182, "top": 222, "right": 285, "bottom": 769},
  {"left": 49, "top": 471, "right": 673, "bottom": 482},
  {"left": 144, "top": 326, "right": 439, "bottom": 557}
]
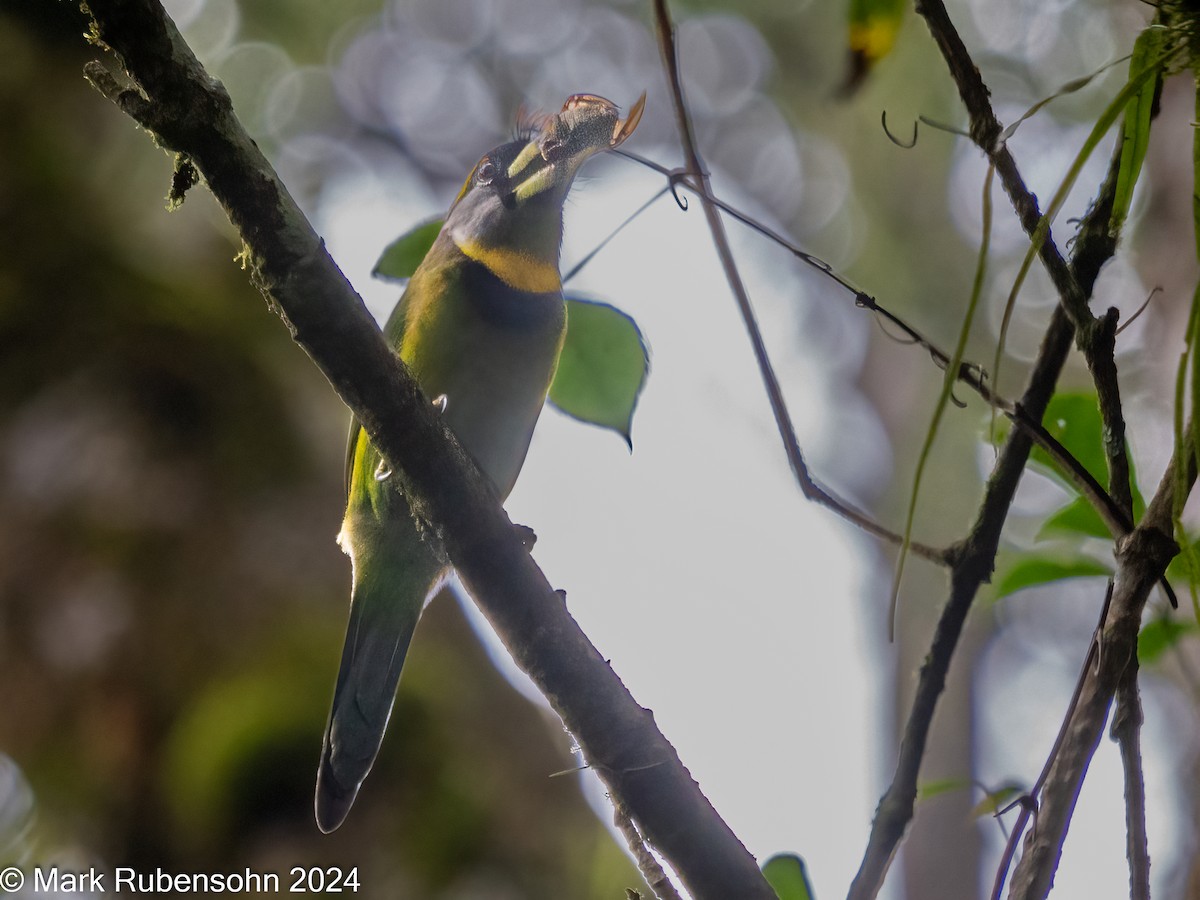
[
  {"left": 648, "top": 2, "right": 794, "bottom": 471},
  {"left": 613, "top": 152, "right": 1161, "bottom": 584},
  {"left": 1095, "top": 155, "right": 1151, "bottom": 896},
  {"left": 990, "top": 800, "right": 1035, "bottom": 900},
  {"left": 614, "top": 151, "right": 859, "bottom": 295},
  {"left": 889, "top": 163, "right": 995, "bottom": 639},
  {"left": 614, "top": 801, "right": 685, "bottom": 900},
  {"left": 647, "top": 0, "right": 950, "bottom": 568},
  {"left": 1089, "top": 307, "right": 1134, "bottom": 516},
  {"left": 990, "top": 580, "right": 1113, "bottom": 896},
  {"left": 1006, "top": 422, "right": 1191, "bottom": 899},
  {"left": 914, "top": 0, "right": 1095, "bottom": 335},
  {"left": 562, "top": 185, "right": 672, "bottom": 284},
  {"left": 1112, "top": 660, "right": 1151, "bottom": 900}
]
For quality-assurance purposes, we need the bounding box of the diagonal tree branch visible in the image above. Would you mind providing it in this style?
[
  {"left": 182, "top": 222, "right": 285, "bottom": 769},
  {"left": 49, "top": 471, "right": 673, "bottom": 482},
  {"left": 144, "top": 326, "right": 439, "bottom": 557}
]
[
  {"left": 849, "top": 3, "right": 1147, "bottom": 895},
  {"left": 1112, "top": 658, "right": 1151, "bottom": 900},
  {"left": 914, "top": 5, "right": 1173, "bottom": 897},
  {"left": 847, "top": 299, "right": 1071, "bottom": 898},
  {"left": 917, "top": 0, "right": 1141, "bottom": 517},
  {"left": 914, "top": 0, "right": 1095, "bottom": 335},
  {"left": 1007, "top": 425, "right": 1190, "bottom": 899},
  {"left": 78, "top": 1, "right": 774, "bottom": 897},
  {"left": 990, "top": 579, "right": 1112, "bottom": 900}
]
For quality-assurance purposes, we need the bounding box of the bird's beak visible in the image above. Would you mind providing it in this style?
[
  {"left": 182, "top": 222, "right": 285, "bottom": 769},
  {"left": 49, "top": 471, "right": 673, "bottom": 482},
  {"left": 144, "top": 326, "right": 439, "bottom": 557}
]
[{"left": 506, "top": 92, "right": 646, "bottom": 204}]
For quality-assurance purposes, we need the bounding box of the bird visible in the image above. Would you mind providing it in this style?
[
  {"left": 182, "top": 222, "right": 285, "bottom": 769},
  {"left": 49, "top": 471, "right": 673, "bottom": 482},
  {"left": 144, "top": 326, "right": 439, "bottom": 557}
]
[{"left": 315, "top": 93, "right": 644, "bottom": 833}]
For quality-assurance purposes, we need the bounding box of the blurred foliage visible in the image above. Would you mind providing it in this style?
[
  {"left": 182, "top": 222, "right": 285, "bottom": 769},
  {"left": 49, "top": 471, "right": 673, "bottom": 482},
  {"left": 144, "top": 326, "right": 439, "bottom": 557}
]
[
  {"left": 966, "top": 783, "right": 1023, "bottom": 820},
  {"left": 993, "top": 555, "right": 1111, "bottom": 600},
  {"left": 842, "top": 0, "right": 907, "bottom": 95},
  {"left": 7, "top": 0, "right": 1200, "bottom": 894},
  {"left": 761, "top": 853, "right": 815, "bottom": 900},
  {"left": 1139, "top": 613, "right": 1199, "bottom": 665}
]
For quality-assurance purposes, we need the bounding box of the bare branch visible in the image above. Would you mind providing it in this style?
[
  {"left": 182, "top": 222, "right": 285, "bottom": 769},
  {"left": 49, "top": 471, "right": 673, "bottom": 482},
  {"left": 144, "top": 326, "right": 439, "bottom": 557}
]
[
  {"left": 644, "top": 16, "right": 951, "bottom": 567},
  {"left": 1112, "top": 662, "right": 1151, "bottom": 900},
  {"left": 916, "top": 0, "right": 1144, "bottom": 540},
  {"left": 614, "top": 801, "right": 684, "bottom": 900},
  {"left": 990, "top": 581, "right": 1112, "bottom": 895},
  {"left": 1006, "top": 435, "right": 1189, "bottom": 898},
  {"left": 650, "top": 0, "right": 812, "bottom": 505},
  {"left": 849, "top": 1, "right": 1146, "bottom": 893}
]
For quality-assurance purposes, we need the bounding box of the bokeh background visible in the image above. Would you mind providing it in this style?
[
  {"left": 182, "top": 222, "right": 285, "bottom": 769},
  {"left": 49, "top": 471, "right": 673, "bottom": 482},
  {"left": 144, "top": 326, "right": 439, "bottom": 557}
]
[{"left": 2, "top": 0, "right": 1198, "bottom": 897}]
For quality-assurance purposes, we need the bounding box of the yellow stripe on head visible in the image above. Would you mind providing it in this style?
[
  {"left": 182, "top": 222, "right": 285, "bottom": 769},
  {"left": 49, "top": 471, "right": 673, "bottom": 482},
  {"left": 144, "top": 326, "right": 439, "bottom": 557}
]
[
  {"left": 507, "top": 141, "right": 542, "bottom": 181},
  {"left": 454, "top": 238, "right": 562, "bottom": 294},
  {"left": 513, "top": 167, "right": 558, "bottom": 204}
]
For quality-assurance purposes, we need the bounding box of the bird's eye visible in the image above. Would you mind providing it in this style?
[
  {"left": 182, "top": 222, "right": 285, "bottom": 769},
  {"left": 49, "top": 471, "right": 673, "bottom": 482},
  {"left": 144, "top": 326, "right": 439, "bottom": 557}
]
[
  {"left": 540, "top": 137, "right": 565, "bottom": 162},
  {"left": 476, "top": 160, "right": 497, "bottom": 185}
]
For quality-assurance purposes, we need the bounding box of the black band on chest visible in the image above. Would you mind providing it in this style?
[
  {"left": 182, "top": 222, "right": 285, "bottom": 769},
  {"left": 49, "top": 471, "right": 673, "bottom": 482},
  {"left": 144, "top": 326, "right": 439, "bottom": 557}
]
[{"left": 460, "top": 257, "right": 562, "bottom": 329}]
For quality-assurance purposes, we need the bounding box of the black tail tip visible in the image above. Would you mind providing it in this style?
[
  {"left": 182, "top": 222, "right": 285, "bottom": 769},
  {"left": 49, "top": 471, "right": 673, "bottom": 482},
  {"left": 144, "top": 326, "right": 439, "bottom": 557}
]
[{"left": 314, "top": 765, "right": 358, "bottom": 834}]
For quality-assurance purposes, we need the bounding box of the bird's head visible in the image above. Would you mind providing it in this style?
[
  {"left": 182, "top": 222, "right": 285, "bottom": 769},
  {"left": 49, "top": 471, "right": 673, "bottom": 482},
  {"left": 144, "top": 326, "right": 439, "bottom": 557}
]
[{"left": 443, "top": 93, "right": 645, "bottom": 291}]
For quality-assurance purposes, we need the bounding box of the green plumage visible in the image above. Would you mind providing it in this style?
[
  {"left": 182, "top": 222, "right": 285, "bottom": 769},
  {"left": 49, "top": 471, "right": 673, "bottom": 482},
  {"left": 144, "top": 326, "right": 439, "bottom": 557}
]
[{"left": 315, "top": 122, "right": 607, "bottom": 832}]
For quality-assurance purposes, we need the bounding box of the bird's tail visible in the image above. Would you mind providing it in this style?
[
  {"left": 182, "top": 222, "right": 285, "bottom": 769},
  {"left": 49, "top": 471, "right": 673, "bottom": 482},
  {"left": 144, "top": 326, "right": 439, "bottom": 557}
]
[{"left": 315, "top": 514, "right": 447, "bottom": 833}]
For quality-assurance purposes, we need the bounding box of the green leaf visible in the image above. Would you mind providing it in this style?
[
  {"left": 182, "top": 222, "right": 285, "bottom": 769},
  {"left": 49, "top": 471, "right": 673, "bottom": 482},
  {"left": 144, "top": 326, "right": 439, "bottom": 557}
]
[
  {"left": 890, "top": 165, "right": 994, "bottom": 639},
  {"left": 1111, "top": 27, "right": 1166, "bottom": 235},
  {"left": 1030, "top": 393, "right": 1110, "bottom": 485},
  {"left": 1167, "top": 536, "right": 1200, "bottom": 587},
  {"left": 970, "top": 783, "right": 1025, "bottom": 819},
  {"left": 917, "top": 777, "right": 971, "bottom": 803},
  {"left": 993, "top": 554, "right": 1111, "bottom": 599},
  {"left": 994, "top": 391, "right": 1145, "bottom": 524},
  {"left": 1037, "top": 496, "right": 1112, "bottom": 541},
  {"left": 548, "top": 296, "right": 649, "bottom": 445},
  {"left": 762, "top": 854, "right": 815, "bottom": 900},
  {"left": 844, "top": 0, "right": 907, "bottom": 92},
  {"left": 372, "top": 217, "right": 443, "bottom": 282},
  {"left": 1139, "top": 614, "right": 1198, "bottom": 664}
]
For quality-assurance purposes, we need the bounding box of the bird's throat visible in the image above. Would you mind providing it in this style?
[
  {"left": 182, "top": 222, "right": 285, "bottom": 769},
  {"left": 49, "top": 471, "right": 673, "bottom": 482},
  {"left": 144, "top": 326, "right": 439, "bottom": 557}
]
[{"left": 453, "top": 237, "right": 562, "bottom": 294}]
